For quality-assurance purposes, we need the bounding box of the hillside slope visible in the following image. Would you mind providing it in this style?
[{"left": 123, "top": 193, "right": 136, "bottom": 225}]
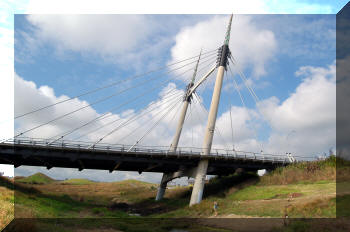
[
  {"left": 16, "top": 172, "right": 55, "bottom": 185},
  {"left": 2, "top": 156, "right": 347, "bottom": 232},
  {"left": 157, "top": 156, "right": 337, "bottom": 219}
]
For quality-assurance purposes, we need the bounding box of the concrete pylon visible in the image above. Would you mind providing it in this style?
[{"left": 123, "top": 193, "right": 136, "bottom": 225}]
[
  {"left": 189, "top": 14, "right": 232, "bottom": 206},
  {"left": 155, "top": 50, "right": 201, "bottom": 201},
  {"left": 189, "top": 66, "right": 226, "bottom": 206}
]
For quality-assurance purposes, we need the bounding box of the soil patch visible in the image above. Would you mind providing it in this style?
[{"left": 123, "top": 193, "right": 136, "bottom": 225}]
[
  {"left": 273, "top": 192, "right": 303, "bottom": 199},
  {"left": 109, "top": 201, "right": 172, "bottom": 216}
]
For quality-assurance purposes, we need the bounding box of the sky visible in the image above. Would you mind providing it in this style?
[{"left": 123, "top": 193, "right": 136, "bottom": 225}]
[{"left": 0, "top": 0, "right": 346, "bottom": 183}]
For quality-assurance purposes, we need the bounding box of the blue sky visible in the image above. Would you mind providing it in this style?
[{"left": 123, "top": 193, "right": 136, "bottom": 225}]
[
  {"left": 0, "top": 0, "right": 344, "bottom": 181},
  {"left": 14, "top": 14, "right": 335, "bottom": 110},
  {"left": 14, "top": 14, "right": 335, "bottom": 136}
]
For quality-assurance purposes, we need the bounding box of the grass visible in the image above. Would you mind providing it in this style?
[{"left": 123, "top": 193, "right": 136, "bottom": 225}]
[
  {"left": 259, "top": 156, "right": 336, "bottom": 185},
  {"left": 30, "top": 179, "right": 159, "bottom": 205},
  {"left": 3, "top": 175, "right": 230, "bottom": 231},
  {"left": 58, "top": 178, "right": 95, "bottom": 185},
  {"left": 16, "top": 172, "right": 55, "bottom": 185},
  {"left": 156, "top": 181, "right": 336, "bottom": 218},
  {"left": 0, "top": 177, "right": 14, "bottom": 230},
  {"left": 156, "top": 157, "right": 337, "bottom": 218},
  {"left": 1, "top": 156, "right": 341, "bottom": 231},
  {"left": 4, "top": 218, "right": 232, "bottom": 232}
]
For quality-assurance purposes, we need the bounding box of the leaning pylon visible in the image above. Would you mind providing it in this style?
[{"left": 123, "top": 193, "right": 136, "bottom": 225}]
[
  {"left": 155, "top": 50, "right": 202, "bottom": 201},
  {"left": 189, "top": 14, "right": 232, "bottom": 206}
]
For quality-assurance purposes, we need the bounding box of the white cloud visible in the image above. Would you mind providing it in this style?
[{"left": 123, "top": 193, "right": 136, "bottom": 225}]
[
  {"left": 14, "top": 73, "right": 188, "bottom": 146},
  {"left": 13, "top": 73, "right": 188, "bottom": 181},
  {"left": 22, "top": 14, "right": 169, "bottom": 71},
  {"left": 15, "top": 73, "right": 101, "bottom": 139},
  {"left": 20, "top": 14, "right": 214, "bottom": 73},
  {"left": 169, "top": 15, "right": 277, "bottom": 81},
  {"left": 259, "top": 62, "right": 336, "bottom": 156},
  {"left": 27, "top": 15, "right": 155, "bottom": 56}
]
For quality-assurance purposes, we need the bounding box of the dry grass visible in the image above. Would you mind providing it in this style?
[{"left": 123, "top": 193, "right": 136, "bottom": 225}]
[
  {"left": 288, "top": 197, "right": 336, "bottom": 218},
  {"left": 0, "top": 185, "right": 14, "bottom": 231},
  {"left": 33, "top": 180, "right": 159, "bottom": 205},
  {"left": 260, "top": 158, "right": 336, "bottom": 186},
  {"left": 15, "top": 175, "right": 161, "bottom": 205},
  {"left": 163, "top": 186, "right": 191, "bottom": 199}
]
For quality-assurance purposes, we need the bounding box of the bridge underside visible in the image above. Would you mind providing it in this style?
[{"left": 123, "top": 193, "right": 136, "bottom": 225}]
[{"left": 0, "top": 144, "right": 285, "bottom": 175}]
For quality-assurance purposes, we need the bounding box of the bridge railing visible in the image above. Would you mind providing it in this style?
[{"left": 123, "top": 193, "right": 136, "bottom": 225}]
[{"left": 3, "top": 137, "right": 317, "bottom": 163}]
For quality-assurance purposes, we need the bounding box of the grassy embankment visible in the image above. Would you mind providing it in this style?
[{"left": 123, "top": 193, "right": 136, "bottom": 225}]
[
  {"left": 157, "top": 156, "right": 337, "bottom": 218},
  {"left": 2, "top": 174, "right": 224, "bottom": 232},
  {"left": 1, "top": 155, "right": 348, "bottom": 232}
]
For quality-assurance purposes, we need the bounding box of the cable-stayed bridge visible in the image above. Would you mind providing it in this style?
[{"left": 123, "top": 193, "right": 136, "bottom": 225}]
[
  {"left": 0, "top": 138, "right": 296, "bottom": 173},
  {"left": 1, "top": 15, "right": 315, "bottom": 206}
]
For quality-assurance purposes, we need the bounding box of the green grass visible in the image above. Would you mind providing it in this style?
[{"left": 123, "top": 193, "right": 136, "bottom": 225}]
[
  {"left": 14, "top": 190, "right": 130, "bottom": 218},
  {"left": 156, "top": 175, "right": 336, "bottom": 218},
  {"left": 228, "top": 185, "right": 300, "bottom": 201},
  {"left": 336, "top": 194, "right": 350, "bottom": 217},
  {"left": 16, "top": 173, "right": 55, "bottom": 185}
]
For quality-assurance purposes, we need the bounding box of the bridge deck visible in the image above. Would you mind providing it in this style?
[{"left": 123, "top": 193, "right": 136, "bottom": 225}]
[{"left": 0, "top": 138, "right": 290, "bottom": 175}]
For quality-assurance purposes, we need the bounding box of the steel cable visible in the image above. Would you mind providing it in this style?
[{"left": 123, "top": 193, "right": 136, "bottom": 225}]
[{"left": 14, "top": 48, "right": 219, "bottom": 119}]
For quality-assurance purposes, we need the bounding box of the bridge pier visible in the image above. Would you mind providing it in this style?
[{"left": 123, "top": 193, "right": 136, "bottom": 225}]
[
  {"left": 155, "top": 167, "right": 197, "bottom": 201},
  {"left": 155, "top": 174, "right": 167, "bottom": 201},
  {"left": 189, "top": 159, "right": 208, "bottom": 205}
]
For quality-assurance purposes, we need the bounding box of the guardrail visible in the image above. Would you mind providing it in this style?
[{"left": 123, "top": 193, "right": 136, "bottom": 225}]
[{"left": 1, "top": 137, "right": 318, "bottom": 164}]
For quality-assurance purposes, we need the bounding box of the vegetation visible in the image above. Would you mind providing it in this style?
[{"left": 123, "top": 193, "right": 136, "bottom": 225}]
[
  {"left": 58, "top": 178, "right": 95, "bottom": 185},
  {"left": 157, "top": 156, "right": 338, "bottom": 218},
  {"left": 1, "top": 155, "right": 346, "bottom": 231},
  {"left": 0, "top": 176, "right": 14, "bottom": 230},
  {"left": 259, "top": 155, "right": 336, "bottom": 185},
  {"left": 16, "top": 173, "right": 55, "bottom": 185}
]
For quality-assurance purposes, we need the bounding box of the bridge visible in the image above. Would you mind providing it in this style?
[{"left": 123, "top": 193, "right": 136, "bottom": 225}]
[
  {"left": 0, "top": 138, "right": 293, "bottom": 174},
  {"left": 1, "top": 14, "right": 314, "bottom": 206}
]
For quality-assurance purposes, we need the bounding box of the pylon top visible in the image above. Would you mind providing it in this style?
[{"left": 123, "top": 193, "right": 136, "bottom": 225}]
[
  {"left": 224, "top": 14, "right": 233, "bottom": 46},
  {"left": 190, "top": 49, "right": 202, "bottom": 84}
]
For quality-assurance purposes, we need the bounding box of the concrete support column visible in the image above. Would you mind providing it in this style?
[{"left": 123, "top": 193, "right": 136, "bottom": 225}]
[
  {"left": 189, "top": 159, "right": 208, "bottom": 205},
  {"left": 155, "top": 174, "right": 168, "bottom": 201},
  {"left": 155, "top": 182, "right": 167, "bottom": 201},
  {"left": 190, "top": 66, "right": 226, "bottom": 206}
]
